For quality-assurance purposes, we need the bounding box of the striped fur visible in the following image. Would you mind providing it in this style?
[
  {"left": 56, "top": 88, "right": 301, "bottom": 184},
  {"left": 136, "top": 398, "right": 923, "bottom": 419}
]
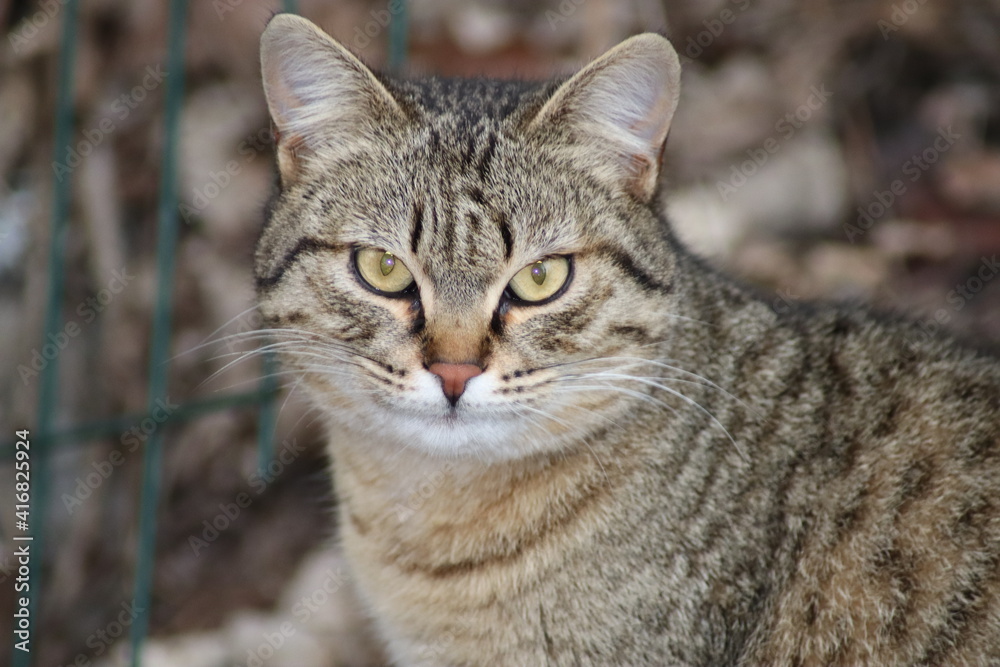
[{"left": 256, "top": 15, "right": 1000, "bottom": 666}]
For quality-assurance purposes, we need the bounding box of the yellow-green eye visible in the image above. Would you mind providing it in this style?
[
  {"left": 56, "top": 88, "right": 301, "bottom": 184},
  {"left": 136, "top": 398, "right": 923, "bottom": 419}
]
[
  {"left": 507, "top": 257, "right": 571, "bottom": 303},
  {"left": 355, "top": 248, "right": 414, "bottom": 294}
]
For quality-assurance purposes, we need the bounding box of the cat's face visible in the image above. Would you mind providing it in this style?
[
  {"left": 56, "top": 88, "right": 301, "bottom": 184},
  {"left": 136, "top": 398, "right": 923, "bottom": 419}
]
[{"left": 256, "top": 16, "right": 682, "bottom": 460}]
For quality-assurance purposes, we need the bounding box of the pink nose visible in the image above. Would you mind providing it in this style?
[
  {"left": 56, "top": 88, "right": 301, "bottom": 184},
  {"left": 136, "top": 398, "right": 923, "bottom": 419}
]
[{"left": 427, "top": 363, "right": 483, "bottom": 406}]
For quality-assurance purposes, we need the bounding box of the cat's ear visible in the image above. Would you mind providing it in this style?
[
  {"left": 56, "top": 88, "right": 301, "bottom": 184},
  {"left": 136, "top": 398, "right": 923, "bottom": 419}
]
[
  {"left": 260, "top": 14, "right": 405, "bottom": 184},
  {"left": 529, "top": 34, "right": 681, "bottom": 202}
]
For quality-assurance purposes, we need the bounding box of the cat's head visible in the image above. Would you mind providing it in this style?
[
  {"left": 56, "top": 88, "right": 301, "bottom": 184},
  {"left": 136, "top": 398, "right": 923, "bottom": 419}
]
[{"left": 256, "top": 15, "right": 683, "bottom": 460}]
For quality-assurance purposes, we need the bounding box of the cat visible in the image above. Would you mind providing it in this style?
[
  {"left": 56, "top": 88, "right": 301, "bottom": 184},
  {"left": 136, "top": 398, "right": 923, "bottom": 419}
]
[{"left": 254, "top": 13, "right": 1000, "bottom": 666}]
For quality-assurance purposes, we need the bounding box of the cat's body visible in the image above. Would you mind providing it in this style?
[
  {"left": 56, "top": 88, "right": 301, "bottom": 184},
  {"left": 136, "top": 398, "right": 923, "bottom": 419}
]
[{"left": 255, "top": 15, "right": 1000, "bottom": 666}]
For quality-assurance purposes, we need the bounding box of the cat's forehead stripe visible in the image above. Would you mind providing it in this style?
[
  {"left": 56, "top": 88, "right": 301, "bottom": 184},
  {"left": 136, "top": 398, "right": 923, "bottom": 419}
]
[
  {"left": 497, "top": 210, "right": 514, "bottom": 261},
  {"left": 409, "top": 200, "right": 424, "bottom": 255},
  {"left": 384, "top": 75, "right": 549, "bottom": 126}
]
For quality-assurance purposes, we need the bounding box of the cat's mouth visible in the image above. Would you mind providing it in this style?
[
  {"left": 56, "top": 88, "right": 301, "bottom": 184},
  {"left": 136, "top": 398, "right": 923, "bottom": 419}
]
[
  {"left": 390, "top": 398, "right": 517, "bottom": 426},
  {"left": 324, "top": 367, "right": 606, "bottom": 459},
  {"left": 311, "top": 366, "right": 592, "bottom": 457},
  {"left": 360, "top": 399, "right": 525, "bottom": 458},
  {"left": 429, "top": 407, "right": 465, "bottom": 425}
]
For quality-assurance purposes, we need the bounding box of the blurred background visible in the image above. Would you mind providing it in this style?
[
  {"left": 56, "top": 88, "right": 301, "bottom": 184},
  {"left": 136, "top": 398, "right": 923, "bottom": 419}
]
[{"left": 2, "top": 0, "right": 1000, "bottom": 665}]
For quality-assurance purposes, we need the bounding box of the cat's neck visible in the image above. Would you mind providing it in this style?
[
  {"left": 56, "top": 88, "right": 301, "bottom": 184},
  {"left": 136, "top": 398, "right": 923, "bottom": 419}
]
[{"left": 327, "top": 419, "right": 650, "bottom": 573}]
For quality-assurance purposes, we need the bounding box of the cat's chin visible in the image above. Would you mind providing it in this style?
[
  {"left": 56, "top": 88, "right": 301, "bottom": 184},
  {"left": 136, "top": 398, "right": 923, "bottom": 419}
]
[
  {"left": 323, "top": 400, "right": 576, "bottom": 463},
  {"left": 372, "top": 407, "right": 555, "bottom": 462}
]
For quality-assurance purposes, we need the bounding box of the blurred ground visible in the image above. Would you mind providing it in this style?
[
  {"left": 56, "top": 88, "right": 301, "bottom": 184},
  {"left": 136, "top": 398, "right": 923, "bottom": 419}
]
[{"left": 1, "top": 0, "right": 999, "bottom": 665}]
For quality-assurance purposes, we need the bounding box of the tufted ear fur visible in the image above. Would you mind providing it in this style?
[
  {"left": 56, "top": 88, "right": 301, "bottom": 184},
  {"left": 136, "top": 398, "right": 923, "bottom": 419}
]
[
  {"left": 260, "top": 14, "right": 405, "bottom": 184},
  {"left": 529, "top": 34, "right": 681, "bottom": 202}
]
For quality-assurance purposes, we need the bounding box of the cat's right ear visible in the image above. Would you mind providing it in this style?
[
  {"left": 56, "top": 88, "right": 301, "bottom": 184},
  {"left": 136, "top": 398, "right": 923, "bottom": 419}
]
[
  {"left": 260, "top": 14, "right": 405, "bottom": 184},
  {"left": 528, "top": 34, "right": 681, "bottom": 203}
]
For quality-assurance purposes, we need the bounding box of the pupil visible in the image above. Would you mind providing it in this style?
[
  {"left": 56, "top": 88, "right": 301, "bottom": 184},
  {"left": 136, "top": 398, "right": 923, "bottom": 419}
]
[
  {"left": 380, "top": 253, "right": 395, "bottom": 276},
  {"left": 531, "top": 262, "right": 546, "bottom": 286}
]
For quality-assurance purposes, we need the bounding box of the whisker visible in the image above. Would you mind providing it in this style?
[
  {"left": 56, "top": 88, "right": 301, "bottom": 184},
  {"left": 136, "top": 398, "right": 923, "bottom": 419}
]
[
  {"left": 280, "top": 376, "right": 306, "bottom": 416},
  {"left": 513, "top": 403, "right": 612, "bottom": 487},
  {"left": 546, "top": 355, "right": 758, "bottom": 418},
  {"left": 198, "top": 368, "right": 313, "bottom": 395},
  {"left": 192, "top": 304, "right": 262, "bottom": 349},
  {"left": 550, "top": 379, "right": 748, "bottom": 463}
]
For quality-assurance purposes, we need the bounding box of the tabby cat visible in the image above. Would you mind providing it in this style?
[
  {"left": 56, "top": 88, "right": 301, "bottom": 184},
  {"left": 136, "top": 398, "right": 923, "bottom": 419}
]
[{"left": 255, "top": 14, "right": 1000, "bottom": 666}]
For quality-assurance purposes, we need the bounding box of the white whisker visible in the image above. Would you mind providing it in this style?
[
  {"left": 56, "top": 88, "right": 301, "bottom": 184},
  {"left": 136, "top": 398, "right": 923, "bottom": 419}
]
[{"left": 551, "top": 376, "right": 748, "bottom": 463}]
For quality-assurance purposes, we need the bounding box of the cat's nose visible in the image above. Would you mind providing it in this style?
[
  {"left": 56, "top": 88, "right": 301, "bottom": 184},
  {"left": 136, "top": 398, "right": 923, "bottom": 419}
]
[{"left": 427, "top": 363, "right": 483, "bottom": 406}]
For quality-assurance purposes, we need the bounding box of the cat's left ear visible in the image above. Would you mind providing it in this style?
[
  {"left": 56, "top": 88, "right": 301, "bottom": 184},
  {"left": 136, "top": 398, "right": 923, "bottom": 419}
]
[{"left": 529, "top": 34, "right": 681, "bottom": 202}]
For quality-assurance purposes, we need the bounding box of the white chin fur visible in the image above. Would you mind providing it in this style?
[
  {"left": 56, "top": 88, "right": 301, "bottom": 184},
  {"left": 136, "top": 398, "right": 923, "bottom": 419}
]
[{"left": 317, "top": 370, "right": 580, "bottom": 461}]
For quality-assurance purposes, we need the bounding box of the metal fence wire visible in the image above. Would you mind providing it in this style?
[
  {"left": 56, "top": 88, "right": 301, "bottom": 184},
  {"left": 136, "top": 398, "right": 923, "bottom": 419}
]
[{"left": 9, "top": 1, "right": 409, "bottom": 665}]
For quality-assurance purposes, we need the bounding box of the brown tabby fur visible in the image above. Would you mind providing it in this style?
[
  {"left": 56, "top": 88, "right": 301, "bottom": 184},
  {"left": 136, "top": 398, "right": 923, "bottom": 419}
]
[{"left": 255, "top": 14, "right": 1000, "bottom": 666}]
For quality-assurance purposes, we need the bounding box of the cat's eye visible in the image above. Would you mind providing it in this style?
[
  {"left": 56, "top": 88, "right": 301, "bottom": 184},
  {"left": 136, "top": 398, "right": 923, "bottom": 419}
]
[
  {"left": 354, "top": 247, "right": 415, "bottom": 295},
  {"left": 507, "top": 257, "right": 572, "bottom": 304}
]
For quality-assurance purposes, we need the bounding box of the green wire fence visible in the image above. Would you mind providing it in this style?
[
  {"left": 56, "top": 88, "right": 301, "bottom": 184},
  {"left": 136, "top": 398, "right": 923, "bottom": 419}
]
[
  {"left": 14, "top": 1, "right": 81, "bottom": 666},
  {"left": 10, "top": 1, "right": 408, "bottom": 665}
]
